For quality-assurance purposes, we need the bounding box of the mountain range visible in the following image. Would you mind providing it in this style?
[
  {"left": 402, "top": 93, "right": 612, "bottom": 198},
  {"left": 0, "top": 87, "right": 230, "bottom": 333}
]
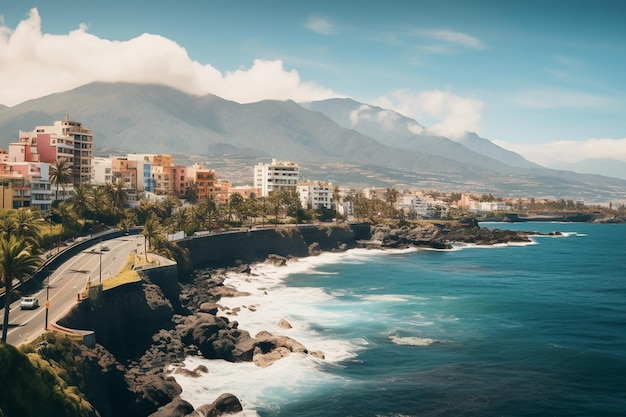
[
  {"left": 550, "top": 158, "right": 626, "bottom": 181},
  {"left": 0, "top": 82, "right": 625, "bottom": 203}
]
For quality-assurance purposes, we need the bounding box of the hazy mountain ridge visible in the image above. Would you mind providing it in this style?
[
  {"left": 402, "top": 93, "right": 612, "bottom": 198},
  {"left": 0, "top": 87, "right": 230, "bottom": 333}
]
[
  {"left": 456, "top": 132, "right": 540, "bottom": 169},
  {"left": 0, "top": 82, "right": 502, "bottom": 175},
  {"left": 301, "top": 98, "right": 538, "bottom": 170},
  {"left": 549, "top": 158, "right": 626, "bottom": 181},
  {"left": 0, "top": 82, "right": 625, "bottom": 202}
]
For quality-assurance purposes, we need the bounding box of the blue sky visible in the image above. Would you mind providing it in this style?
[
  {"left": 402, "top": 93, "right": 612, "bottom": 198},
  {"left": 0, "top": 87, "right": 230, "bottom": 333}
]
[{"left": 1, "top": 1, "right": 625, "bottom": 166}]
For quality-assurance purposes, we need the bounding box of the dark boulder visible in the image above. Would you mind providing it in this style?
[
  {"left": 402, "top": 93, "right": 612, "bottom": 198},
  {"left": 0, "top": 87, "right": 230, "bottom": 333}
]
[
  {"left": 253, "top": 330, "right": 309, "bottom": 368},
  {"left": 185, "top": 393, "right": 243, "bottom": 417},
  {"left": 127, "top": 374, "right": 183, "bottom": 415},
  {"left": 149, "top": 396, "right": 195, "bottom": 417},
  {"left": 265, "top": 254, "right": 288, "bottom": 266},
  {"left": 180, "top": 314, "right": 256, "bottom": 362}
]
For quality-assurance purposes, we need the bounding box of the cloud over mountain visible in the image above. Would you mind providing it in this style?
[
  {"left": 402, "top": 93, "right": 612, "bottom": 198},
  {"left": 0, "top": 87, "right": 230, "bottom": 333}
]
[
  {"left": 0, "top": 8, "right": 337, "bottom": 107},
  {"left": 0, "top": 8, "right": 483, "bottom": 141}
]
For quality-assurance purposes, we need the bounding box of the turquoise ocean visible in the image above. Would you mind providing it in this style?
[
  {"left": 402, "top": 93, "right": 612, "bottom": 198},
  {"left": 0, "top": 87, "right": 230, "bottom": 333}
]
[{"left": 174, "top": 222, "right": 626, "bottom": 416}]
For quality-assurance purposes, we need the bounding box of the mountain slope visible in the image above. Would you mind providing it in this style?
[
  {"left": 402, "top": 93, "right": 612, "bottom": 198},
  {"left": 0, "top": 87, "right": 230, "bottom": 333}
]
[
  {"left": 302, "top": 98, "right": 537, "bottom": 170},
  {"left": 302, "top": 99, "right": 515, "bottom": 172},
  {"left": 0, "top": 82, "right": 625, "bottom": 202},
  {"left": 0, "top": 82, "right": 500, "bottom": 175},
  {"left": 456, "top": 132, "right": 540, "bottom": 169}
]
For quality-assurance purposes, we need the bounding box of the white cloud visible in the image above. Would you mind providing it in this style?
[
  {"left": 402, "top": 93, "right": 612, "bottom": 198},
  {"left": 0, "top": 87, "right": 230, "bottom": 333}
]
[
  {"left": 350, "top": 104, "right": 424, "bottom": 134},
  {"left": 495, "top": 137, "right": 626, "bottom": 165},
  {"left": 0, "top": 8, "right": 337, "bottom": 106},
  {"left": 418, "top": 29, "right": 486, "bottom": 50},
  {"left": 304, "top": 16, "right": 334, "bottom": 35},
  {"left": 375, "top": 89, "right": 483, "bottom": 139}
]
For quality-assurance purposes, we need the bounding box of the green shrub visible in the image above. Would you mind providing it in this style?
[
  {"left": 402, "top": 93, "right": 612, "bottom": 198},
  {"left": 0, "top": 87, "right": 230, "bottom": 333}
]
[{"left": 0, "top": 340, "right": 94, "bottom": 417}]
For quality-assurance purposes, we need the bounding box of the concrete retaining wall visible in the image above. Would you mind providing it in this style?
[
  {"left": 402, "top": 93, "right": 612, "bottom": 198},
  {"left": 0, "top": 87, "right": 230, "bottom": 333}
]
[{"left": 178, "top": 223, "right": 371, "bottom": 270}]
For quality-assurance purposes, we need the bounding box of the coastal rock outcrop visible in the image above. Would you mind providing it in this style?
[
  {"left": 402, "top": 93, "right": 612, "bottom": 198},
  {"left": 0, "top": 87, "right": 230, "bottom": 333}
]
[
  {"left": 148, "top": 396, "right": 194, "bottom": 417},
  {"left": 277, "top": 319, "right": 292, "bottom": 329},
  {"left": 184, "top": 393, "right": 243, "bottom": 417},
  {"left": 265, "top": 253, "right": 289, "bottom": 266},
  {"left": 369, "top": 224, "right": 450, "bottom": 249},
  {"left": 368, "top": 220, "right": 532, "bottom": 250},
  {"left": 179, "top": 314, "right": 256, "bottom": 362},
  {"left": 253, "top": 330, "right": 309, "bottom": 368}
]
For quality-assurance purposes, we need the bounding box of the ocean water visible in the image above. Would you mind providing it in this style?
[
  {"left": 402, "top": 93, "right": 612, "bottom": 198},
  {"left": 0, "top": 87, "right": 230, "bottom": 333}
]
[{"left": 173, "top": 223, "right": 626, "bottom": 416}]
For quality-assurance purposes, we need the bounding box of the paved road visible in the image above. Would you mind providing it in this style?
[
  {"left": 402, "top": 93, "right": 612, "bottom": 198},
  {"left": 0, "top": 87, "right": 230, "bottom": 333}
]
[{"left": 2, "top": 234, "right": 145, "bottom": 346}]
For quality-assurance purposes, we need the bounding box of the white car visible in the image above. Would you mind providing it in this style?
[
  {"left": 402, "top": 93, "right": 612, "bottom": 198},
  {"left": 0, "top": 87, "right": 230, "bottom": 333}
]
[{"left": 20, "top": 297, "right": 39, "bottom": 310}]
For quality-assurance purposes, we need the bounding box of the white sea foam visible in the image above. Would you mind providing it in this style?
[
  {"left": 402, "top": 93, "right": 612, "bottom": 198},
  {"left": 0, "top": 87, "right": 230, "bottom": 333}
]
[
  {"left": 360, "top": 294, "right": 414, "bottom": 303},
  {"left": 175, "top": 250, "right": 379, "bottom": 410},
  {"left": 173, "top": 354, "right": 348, "bottom": 415},
  {"left": 449, "top": 239, "right": 538, "bottom": 251},
  {"left": 389, "top": 335, "right": 438, "bottom": 346}
]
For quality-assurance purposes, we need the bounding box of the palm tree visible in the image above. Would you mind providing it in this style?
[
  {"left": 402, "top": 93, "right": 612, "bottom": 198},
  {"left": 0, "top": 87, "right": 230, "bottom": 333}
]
[
  {"left": 91, "top": 186, "right": 109, "bottom": 222},
  {"left": 71, "top": 184, "right": 93, "bottom": 221},
  {"left": 385, "top": 188, "right": 400, "bottom": 219},
  {"left": 1, "top": 237, "right": 41, "bottom": 343},
  {"left": 205, "top": 194, "right": 218, "bottom": 230},
  {"left": 160, "top": 195, "right": 179, "bottom": 218},
  {"left": 267, "top": 192, "right": 282, "bottom": 225},
  {"left": 12, "top": 209, "right": 44, "bottom": 251},
  {"left": 352, "top": 192, "right": 369, "bottom": 223},
  {"left": 49, "top": 158, "right": 72, "bottom": 203},
  {"left": 333, "top": 185, "right": 341, "bottom": 225},
  {"left": 246, "top": 193, "right": 258, "bottom": 225},
  {"left": 0, "top": 214, "right": 19, "bottom": 240},
  {"left": 108, "top": 180, "right": 129, "bottom": 212},
  {"left": 228, "top": 192, "right": 244, "bottom": 223},
  {"left": 142, "top": 214, "right": 160, "bottom": 262},
  {"left": 184, "top": 181, "right": 199, "bottom": 204},
  {"left": 53, "top": 202, "right": 76, "bottom": 239},
  {"left": 170, "top": 206, "right": 189, "bottom": 233},
  {"left": 117, "top": 209, "right": 138, "bottom": 234},
  {"left": 188, "top": 204, "right": 203, "bottom": 232}
]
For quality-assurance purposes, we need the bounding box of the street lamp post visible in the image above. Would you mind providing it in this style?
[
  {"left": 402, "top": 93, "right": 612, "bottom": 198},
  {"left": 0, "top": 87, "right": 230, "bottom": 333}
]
[
  {"left": 99, "top": 242, "right": 102, "bottom": 285},
  {"left": 44, "top": 271, "right": 50, "bottom": 330},
  {"left": 1, "top": 181, "right": 6, "bottom": 209}
]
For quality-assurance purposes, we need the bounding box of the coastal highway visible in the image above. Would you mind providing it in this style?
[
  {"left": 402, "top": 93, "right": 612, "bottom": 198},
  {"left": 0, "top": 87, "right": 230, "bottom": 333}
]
[{"left": 2, "top": 234, "right": 145, "bottom": 346}]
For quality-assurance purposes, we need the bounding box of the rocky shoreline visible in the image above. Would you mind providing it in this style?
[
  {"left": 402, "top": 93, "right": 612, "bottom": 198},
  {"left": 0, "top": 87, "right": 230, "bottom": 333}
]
[{"left": 53, "top": 221, "right": 545, "bottom": 417}]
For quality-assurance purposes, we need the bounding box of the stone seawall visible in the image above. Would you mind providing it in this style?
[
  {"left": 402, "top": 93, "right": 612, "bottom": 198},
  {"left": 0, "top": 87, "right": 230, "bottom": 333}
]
[
  {"left": 178, "top": 223, "right": 371, "bottom": 269},
  {"left": 58, "top": 262, "right": 179, "bottom": 362}
]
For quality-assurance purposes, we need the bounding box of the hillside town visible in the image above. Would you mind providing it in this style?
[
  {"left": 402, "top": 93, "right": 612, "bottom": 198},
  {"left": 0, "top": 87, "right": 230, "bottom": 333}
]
[{"left": 0, "top": 117, "right": 620, "bottom": 229}]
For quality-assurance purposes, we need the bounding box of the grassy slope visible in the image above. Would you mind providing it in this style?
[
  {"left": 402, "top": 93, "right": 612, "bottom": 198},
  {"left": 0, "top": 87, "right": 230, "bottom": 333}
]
[{"left": 0, "top": 335, "right": 95, "bottom": 417}]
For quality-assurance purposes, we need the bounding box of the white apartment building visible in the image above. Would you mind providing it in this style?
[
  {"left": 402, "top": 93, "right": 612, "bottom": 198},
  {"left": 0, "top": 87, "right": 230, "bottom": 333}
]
[
  {"left": 476, "top": 201, "right": 509, "bottom": 212},
  {"left": 397, "top": 194, "right": 435, "bottom": 218},
  {"left": 297, "top": 181, "right": 333, "bottom": 210},
  {"left": 460, "top": 193, "right": 509, "bottom": 212},
  {"left": 362, "top": 187, "right": 387, "bottom": 200},
  {"left": 92, "top": 157, "right": 113, "bottom": 185},
  {"left": 254, "top": 159, "right": 300, "bottom": 197}
]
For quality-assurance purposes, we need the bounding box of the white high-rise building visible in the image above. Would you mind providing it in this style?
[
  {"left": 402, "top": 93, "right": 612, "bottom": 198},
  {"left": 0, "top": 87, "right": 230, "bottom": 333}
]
[
  {"left": 254, "top": 159, "right": 300, "bottom": 197},
  {"left": 297, "top": 180, "right": 333, "bottom": 209}
]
